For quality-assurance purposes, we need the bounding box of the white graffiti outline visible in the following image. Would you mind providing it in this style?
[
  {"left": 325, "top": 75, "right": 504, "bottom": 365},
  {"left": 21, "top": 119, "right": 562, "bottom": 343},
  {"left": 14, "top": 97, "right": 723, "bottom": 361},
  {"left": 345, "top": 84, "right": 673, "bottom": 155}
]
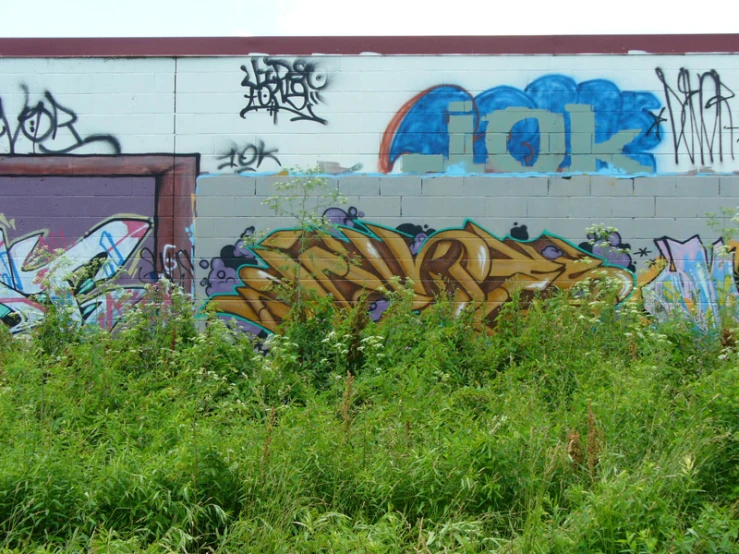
[{"left": 0, "top": 217, "right": 151, "bottom": 334}]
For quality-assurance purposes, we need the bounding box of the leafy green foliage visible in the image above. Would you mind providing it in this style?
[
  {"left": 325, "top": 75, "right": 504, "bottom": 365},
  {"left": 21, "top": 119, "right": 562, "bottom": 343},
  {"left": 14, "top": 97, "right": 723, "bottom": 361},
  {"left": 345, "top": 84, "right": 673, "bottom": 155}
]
[
  {"left": 0, "top": 277, "right": 737, "bottom": 553},
  {"left": 1, "top": 202, "right": 738, "bottom": 551}
]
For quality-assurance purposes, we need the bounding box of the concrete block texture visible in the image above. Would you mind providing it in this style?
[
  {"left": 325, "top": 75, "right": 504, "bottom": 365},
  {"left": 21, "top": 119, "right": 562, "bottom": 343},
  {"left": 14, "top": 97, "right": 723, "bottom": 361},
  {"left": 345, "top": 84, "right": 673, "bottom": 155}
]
[
  {"left": 400, "top": 196, "right": 450, "bottom": 218},
  {"left": 350, "top": 196, "right": 402, "bottom": 218},
  {"left": 675, "top": 176, "right": 720, "bottom": 197},
  {"left": 590, "top": 176, "right": 634, "bottom": 196},
  {"left": 611, "top": 197, "right": 656, "bottom": 218},
  {"left": 527, "top": 196, "right": 569, "bottom": 218},
  {"left": 15, "top": 52, "right": 739, "bottom": 330},
  {"left": 556, "top": 217, "right": 634, "bottom": 244},
  {"left": 255, "top": 175, "right": 340, "bottom": 198},
  {"left": 720, "top": 176, "right": 739, "bottom": 197},
  {"left": 631, "top": 218, "right": 677, "bottom": 239},
  {"left": 338, "top": 176, "right": 380, "bottom": 196},
  {"left": 198, "top": 175, "right": 256, "bottom": 197},
  {"left": 442, "top": 197, "right": 493, "bottom": 218},
  {"left": 380, "top": 177, "right": 423, "bottom": 196},
  {"left": 633, "top": 176, "right": 677, "bottom": 197},
  {"left": 196, "top": 174, "right": 739, "bottom": 266},
  {"left": 422, "top": 177, "right": 465, "bottom": 196},
  {"left": 463, "top": 176, "right": 548, "bottom": 196},
  {"left": 486, "top": 197, "right": 529, "bottom": 218},
  {"left": 569, "top": 197, "right": 613, "bottom": 218},
  {"left": 197, "top": 195, "right": 277, "bottom": 218},
  {"left": 548, "top": 176, "right": 591, "bottom": 197},
  {"left": 673, "top": 218, "right": 723, "bottom": 241},
  {"left": 656, "top": 197, "right": 735, "bottom": 219}
]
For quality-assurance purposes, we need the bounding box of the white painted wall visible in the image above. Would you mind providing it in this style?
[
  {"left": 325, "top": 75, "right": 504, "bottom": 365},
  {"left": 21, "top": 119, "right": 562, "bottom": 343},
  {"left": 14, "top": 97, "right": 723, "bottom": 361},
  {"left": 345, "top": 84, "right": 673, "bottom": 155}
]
[{"left": 1, "top": 54, "right": 738, "bottom": 176}]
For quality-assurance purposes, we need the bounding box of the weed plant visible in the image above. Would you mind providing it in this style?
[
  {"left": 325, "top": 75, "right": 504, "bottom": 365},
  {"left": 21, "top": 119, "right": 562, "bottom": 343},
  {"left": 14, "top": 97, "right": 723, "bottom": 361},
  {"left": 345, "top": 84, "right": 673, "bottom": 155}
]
[{"left": 0, "top": 277, "right": 737, "bottom": 552}]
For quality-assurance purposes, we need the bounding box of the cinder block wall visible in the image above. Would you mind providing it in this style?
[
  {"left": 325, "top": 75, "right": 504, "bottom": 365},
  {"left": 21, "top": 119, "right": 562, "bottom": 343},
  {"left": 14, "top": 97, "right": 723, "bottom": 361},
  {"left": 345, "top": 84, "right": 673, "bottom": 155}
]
[
  {"left": 2, "top": 36, "right": 739, "bottom": 333},
  {"left": 195, "top": 173, "right": 739, "bottom": 334},
  {"left": 195, "top": 174, "right": 739, "bottom": 260}
]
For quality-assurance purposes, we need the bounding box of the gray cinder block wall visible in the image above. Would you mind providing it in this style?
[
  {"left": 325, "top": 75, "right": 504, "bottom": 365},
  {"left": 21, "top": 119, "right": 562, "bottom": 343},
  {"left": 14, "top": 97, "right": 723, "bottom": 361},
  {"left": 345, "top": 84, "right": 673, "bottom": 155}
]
[{"left": 2, "top": 37, "right": 739, "bottom": 333}]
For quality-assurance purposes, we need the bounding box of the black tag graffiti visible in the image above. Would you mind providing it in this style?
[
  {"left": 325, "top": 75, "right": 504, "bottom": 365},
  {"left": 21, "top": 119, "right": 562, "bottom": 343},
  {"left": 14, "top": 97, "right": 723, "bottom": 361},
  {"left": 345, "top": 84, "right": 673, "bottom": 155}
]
[
  {"left": 655, "top": 68, "right": 735, "bottom": 165},
  {"left": 239, "top": 58, "right": 329, "bottom": 125},
  {"left": 0, "top": 86, "right": 120, "bottom": 155},
  {"left": 137, "top": 246, "right": 194, "bottom": 288},
  {"left": 217, "top": 140, "right": 282, "bottom": 172}
]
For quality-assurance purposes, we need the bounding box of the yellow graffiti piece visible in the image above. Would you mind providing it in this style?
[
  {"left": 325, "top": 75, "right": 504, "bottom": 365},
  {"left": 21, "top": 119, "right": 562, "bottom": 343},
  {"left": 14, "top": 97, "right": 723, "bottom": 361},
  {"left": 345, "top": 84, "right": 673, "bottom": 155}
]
[
  {"left": 0, "top": 214, "right": 16, "bottom": 230},
  {"left": 207, "top": 221, "right": 635, "bottom": 333}
]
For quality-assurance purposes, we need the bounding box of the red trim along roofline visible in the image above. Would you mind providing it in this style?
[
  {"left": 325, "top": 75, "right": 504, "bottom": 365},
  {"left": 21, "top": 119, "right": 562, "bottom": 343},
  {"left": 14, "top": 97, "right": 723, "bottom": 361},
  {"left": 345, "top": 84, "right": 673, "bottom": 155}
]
[{"left": 1, "top": 35, "right": 739, "bottom": 57}]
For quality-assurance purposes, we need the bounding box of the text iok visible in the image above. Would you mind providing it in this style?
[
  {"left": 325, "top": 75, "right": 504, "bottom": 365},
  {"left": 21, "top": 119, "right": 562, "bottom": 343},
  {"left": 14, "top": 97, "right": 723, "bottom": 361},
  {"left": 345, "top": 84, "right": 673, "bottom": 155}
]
[{"left": 401, "top": 102, "right": 651, "bottom": 174}]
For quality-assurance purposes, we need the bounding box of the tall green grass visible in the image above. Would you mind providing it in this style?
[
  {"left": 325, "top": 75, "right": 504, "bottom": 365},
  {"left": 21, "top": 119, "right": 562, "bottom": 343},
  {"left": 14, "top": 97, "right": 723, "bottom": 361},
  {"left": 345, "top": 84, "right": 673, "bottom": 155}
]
[{"left": 0, "top": 281, "right": 737, "bottom": 553}]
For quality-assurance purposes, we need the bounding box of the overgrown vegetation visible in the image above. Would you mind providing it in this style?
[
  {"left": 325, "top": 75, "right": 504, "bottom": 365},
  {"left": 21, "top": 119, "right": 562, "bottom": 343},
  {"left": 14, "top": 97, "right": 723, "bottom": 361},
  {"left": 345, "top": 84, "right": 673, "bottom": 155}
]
[
  {"left": 2, "top": 173, "right": 738, "bottom": 552},
  {"left": 0, "top": 272, "right": 737, "bottom": 553}
]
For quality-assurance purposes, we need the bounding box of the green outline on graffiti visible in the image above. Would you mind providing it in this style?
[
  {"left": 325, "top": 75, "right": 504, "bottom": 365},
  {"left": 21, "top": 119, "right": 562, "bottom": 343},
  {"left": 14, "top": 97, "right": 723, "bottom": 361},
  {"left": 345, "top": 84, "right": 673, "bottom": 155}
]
[{"left": 201, "top": 217, "right": 638, "bottom": 331}]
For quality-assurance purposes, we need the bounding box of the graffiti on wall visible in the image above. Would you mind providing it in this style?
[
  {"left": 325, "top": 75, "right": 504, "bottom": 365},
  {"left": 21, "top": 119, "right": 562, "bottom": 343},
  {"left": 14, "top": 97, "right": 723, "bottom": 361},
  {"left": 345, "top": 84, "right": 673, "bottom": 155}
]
[
  {"left": 203, "top": 216, "right": 635, "bottom": 334},
  {"left": 579, "top": 231, "right": 634, "bottom": 272},
  {"left": 196, "top": 194, "right": 739, "bottom": 335},
  {"left": 640, "top": 235, "right": 739, "bottom": 329},
  {"left": 380, "top": 75, "right": 663, "bottom": 175},
  {"left": 0, "top": 218, "right": 150, "bottom": 333},
  {"left": 0, "top": 86, "right": 121, "bottom": 155},
  {"left": 317, "top": 161, "right": 364, "bottom": 175},
  {"left": 655, "top": 68, "right": 736, "bottom": 166},
  {"left": 510, "top": 222, "right": 635, "bottom": 271},
  {"left": 239, "top": 58, "right": 329, "bottom": 125},
  {"left": 0, "top": 155, "right": 198, "bottom": 334},
  {"left": 138, "top": 244, "right": 194, "bottom": 289},
  {"left": 199, "top": 226, "right": 258, "bottom": 298},
  {"left": 217, "top": 140, "right": 281, "bottom": 173}
]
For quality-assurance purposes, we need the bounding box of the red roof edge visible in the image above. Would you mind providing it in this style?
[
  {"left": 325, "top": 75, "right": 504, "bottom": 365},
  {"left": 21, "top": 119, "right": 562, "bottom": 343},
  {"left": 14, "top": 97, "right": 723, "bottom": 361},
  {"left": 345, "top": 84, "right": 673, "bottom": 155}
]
[{"left": 1, "top": 35, "right": 738, "bottom": 57}]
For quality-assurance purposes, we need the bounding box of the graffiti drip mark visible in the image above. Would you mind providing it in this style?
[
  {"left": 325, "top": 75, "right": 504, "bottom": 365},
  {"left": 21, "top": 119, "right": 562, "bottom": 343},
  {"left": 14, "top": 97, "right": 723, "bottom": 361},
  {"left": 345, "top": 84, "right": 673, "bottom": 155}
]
[
  {"left": 239, "top": 58, "right": 329, "bottom": 125},
  {"left": 655, "top": 68, "right": 735, "bottom": 165},
  {"left": 205, "top": 219, "right": 635, "bottom": 335},
  {"left": 0, "top": 86, "right": 121, "bottom": 155},
  {"left": 0, "top": 218, "right": 151, "bottom": 334},
  {"left": 217, "top": 140, "right": 281, "bottom": 173}
]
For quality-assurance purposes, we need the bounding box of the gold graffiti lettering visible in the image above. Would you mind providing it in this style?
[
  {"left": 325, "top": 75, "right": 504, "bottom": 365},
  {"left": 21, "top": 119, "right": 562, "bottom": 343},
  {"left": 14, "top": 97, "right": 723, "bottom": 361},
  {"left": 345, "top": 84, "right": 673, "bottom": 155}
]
[{"left": 207, "top": 220, "right": 635, "bottom": 333}]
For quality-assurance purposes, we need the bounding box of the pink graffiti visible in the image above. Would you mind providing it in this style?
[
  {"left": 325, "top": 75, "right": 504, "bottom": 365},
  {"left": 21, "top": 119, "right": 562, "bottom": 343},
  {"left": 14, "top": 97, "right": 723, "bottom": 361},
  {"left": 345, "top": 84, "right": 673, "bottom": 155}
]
[{"left": 0, "top": 218, "right": 151, "bottom": 334}]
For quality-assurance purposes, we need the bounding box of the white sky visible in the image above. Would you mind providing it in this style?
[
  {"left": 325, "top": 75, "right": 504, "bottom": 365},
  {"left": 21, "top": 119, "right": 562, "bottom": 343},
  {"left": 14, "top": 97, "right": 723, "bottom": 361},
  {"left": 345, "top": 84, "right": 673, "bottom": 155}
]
[{"left": 0, "top": 0, "right": 736, "bottom": 37}]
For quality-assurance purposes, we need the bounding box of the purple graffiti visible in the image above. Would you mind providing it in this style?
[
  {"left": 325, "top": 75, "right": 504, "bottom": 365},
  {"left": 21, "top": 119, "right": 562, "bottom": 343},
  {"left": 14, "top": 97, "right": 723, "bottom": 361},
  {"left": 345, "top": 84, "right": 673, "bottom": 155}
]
[
  {"left": 642, "top": 235, "right": 739, "bottom": 328},
  {"left": 368, "top": 298, "right": 391, "bottom": 322},
  {"left": 396, "top": 223, "right": 437, "bottom": 256},
  {"left": 323, "top": 206, "right": 364, "bottom": 228},
  {"left": 200, "top": 227, "right": 259, "bottom": 296},
  {"left": 580, "top": 231, "right": 634, "bottom": 271}
]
